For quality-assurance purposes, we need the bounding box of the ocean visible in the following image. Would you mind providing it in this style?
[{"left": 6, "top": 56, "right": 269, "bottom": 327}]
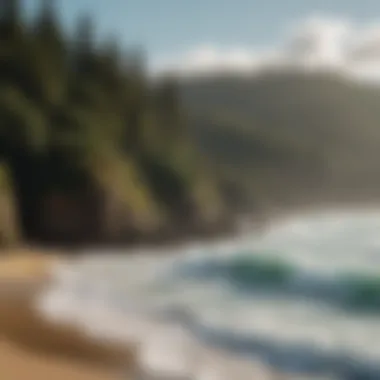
[{"left": 36, "top": 210, "right": 380, "bottom": 379}]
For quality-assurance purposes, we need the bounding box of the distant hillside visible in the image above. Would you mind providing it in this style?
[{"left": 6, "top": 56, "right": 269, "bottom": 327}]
[{"left": 180, "top": 70, "right": 380, "bottom": 211}]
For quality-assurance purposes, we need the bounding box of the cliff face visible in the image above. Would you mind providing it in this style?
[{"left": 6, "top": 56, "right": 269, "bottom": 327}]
[
  {"left": 6, "top": 150, "right": 229, "bottom": 247},
  {"left": 38, "top": 190, "right": 99, "bottom": 244},
  {"left": 24, "top": 158, "right": 159, "bottom": 246},
  {"left": 88, "top": 154, "right": 163, "bottom": 244},
  {"left": 0, "top": 164, "right": 20, "bottom": 247}
]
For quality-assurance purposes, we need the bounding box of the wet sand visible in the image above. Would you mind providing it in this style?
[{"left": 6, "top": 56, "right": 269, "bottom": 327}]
[{"left": 0, "top": 250, "right": 136, "bottom": 380}]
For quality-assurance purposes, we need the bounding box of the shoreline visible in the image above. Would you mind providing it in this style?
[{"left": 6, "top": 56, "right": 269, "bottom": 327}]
[
  {"left": 0, "top": 252, "right": 136, "bottom": 380},
  {"left": 7, "top": 200, "right": 380, "bottom": 256},
  {"left": 1, "top": 208, "right": 380, "bottom": 380},
  {"left": 250, "top": 200, "right": 380, "bottom": 232}
]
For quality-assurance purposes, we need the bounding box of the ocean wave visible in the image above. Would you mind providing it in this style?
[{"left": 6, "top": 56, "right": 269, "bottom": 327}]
[
  {"left": 37, "top": 271, "right": 380, "bottom": 380},
  {"left": 175, "top": 252, "right": 380, "bottom": 313},
  {"left": 35, "top": 210, "right": 380, "bottom": 379}
]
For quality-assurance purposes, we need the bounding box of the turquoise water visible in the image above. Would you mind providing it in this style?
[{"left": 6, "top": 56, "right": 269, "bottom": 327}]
[{"left": 37, "top": 210, "right": 380, "bottom": 379}]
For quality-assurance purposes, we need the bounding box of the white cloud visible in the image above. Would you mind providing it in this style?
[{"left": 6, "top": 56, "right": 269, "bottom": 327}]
[
  {"left": 151, "top": 15, "right": 380, "bottom": 82},
  {"left": 153, "top": 45, "right": 266, "bottom": 76},
  {"left": 349, "top": 25, "right": 380, "bottom": 61},
  {"left": 284, "top": 15, "right": 351, "bottom": 67}
]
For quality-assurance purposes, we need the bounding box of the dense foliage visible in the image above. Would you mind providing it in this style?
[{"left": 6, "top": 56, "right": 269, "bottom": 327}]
[{"left": 0, "top": 0, "right": 226, "bottom": 245}]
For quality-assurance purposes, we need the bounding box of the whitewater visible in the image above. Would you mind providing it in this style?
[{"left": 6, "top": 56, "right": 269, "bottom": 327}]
[{"left": 36, "top": 210, "right": 380, "bottom": 379}]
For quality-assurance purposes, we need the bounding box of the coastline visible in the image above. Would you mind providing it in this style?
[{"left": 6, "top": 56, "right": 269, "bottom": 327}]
[
  {"left": 0, "top": 251, "right": 136, "bottom": 380},
  {"left": 1, "top": 219, "right": 378, "bottom": 380},
  {"left": 33, "top": 244, "right": 339, "bottom": 380},
  {"left": 0, "top": 248, "right": 311, "bottom": 380},
  {"left": 17, "top": 199, "right": 380, "bottom": 256},
  {"left": 252, "top": 199, "right": 380, "bottom": 233}
]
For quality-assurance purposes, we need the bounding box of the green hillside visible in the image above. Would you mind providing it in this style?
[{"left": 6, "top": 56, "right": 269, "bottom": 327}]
[{"left": 180, "top": 70, "right": 380, "bottom": 211}]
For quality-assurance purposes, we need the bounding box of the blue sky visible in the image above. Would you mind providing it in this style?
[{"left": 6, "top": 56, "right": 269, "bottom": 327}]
[{"left": 23, "top": 0, "right": 380, "bottom": 74}]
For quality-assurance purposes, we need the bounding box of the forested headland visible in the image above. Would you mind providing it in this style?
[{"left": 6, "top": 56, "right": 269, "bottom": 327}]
[
  {"left": 0, "top": 0, "right": 230, "bottom": 247},
  {"left": 3, "top": 0, "right": 380, "bottom": 249}
]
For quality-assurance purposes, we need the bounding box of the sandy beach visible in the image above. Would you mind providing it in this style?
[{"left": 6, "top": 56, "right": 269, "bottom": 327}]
[
  {"left": 0, "top": 248, "right": 343, "bottom": 380},
  {"left": 0, "top": 249, "right": 135, "bottom": 380}
]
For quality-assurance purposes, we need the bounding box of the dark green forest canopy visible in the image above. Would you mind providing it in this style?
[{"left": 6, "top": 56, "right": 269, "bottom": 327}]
[{"left": 0, "top": 0, "right": 226, "bottom": 245}]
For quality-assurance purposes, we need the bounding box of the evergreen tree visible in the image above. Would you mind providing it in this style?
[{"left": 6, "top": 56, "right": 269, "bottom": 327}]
[
  {"left": 0, "top": 2, "right": 225, "bottom": 245},
  {"left": 0, "top": 0, "right": 21, "bottom": 38}
]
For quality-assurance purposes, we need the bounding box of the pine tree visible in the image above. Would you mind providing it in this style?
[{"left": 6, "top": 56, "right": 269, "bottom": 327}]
[{"left": 0, "top": 0, "right": 21, "bottom": 38}]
